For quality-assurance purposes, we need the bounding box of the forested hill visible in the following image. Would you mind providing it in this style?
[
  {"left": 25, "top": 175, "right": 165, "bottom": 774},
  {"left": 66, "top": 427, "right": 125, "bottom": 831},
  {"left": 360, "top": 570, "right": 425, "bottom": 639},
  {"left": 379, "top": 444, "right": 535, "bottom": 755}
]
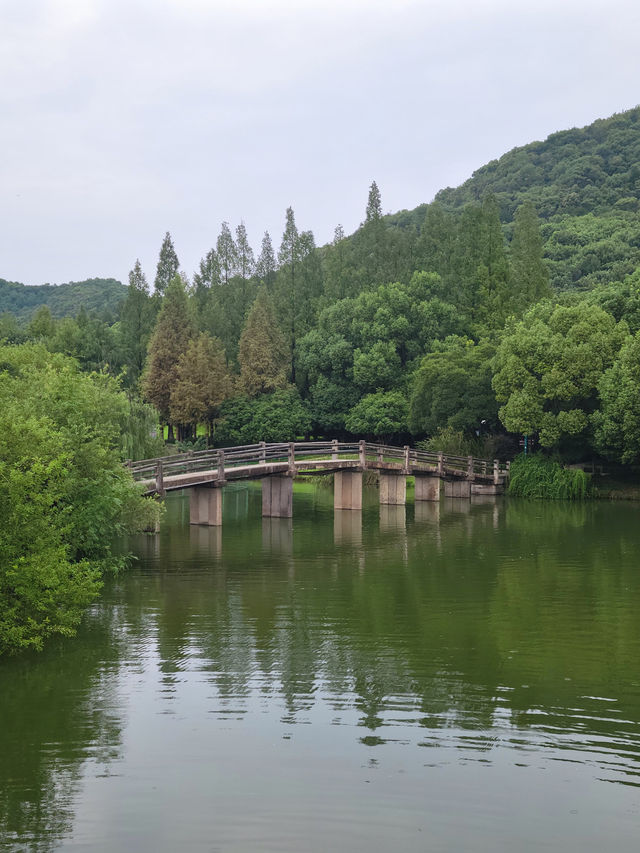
[
  {"left": 0, "top": 277, "right": 126, "bottom": 319},
  {"left": 436, "top": 107, "right": 640, "bottom": 218},
  {"left": 430, "top": 106, "right": 640, "bottom": 289}
]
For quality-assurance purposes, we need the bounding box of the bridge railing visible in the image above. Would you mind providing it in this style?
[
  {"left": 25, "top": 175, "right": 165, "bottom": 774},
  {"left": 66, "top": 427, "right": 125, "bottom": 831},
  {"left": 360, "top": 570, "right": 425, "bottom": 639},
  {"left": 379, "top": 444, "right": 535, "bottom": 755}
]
[{"left": 128, "top": 441, "right": 510, "bottom": 488}]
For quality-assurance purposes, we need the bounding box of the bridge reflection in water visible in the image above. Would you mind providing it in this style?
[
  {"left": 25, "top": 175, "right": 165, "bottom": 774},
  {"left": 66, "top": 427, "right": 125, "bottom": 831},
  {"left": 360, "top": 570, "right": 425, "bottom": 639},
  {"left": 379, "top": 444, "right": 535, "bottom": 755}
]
[{"left": 129, "top": 441, "right": 510, "bottom": 527}]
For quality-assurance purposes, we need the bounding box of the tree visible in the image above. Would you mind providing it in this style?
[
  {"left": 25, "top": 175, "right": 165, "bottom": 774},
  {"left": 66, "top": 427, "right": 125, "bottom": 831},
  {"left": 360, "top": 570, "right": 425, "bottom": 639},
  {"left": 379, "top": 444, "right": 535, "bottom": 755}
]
[
  {"left": 235, "top": 222, "right": 255, "bottom": 280},
  {"left": 154, "top": 232, "right": 180, "bottom": 296},
  {"left": 216, "top": 388, "right": 311, "bottom": 445},
  {"left": 509, "top": 201, "right": 551, "bottom": 315},
  {"left": 276, "top": 207, "right": 301, "bottom": 380},
  {"left": 345, "top": 390, "right": 409, "bottom": 442},
  {"left": 237, "top": 287, "right": 288, "bottom": 397},
  {"left": 119, "top": 259, "right": 154, "bottom": 388},
  {"left": 409, "top": 337, "right": 498, "bottom": 436},
  {"left": 256, "top": 231, "right": 277, "bottom": 289},
  {"left": 169, "top": 333, "right": 233, "bottom": 439},
  {"left": 492, "top": 302, "right": 629, "bottom": 448},
  {"left": 216, "top": 222, "right": 238, "bottom": 285},
  {"left": 192, "top": 249, "right": 221, "bottom": 319},
  {"left": 142, "top": 275, "right": 194, "bottom": 438},
  {"left": 365, "top": 181, "right": 382, "bottom": 223},
  {"left": 0, "top": 343, "right": 160, "bottom": 655},
  {"left": 357, "top": 180, "right": 386, "bottom": 286},
  {"left": 592, "top": 330, "right": 640, "bottom": 463}
]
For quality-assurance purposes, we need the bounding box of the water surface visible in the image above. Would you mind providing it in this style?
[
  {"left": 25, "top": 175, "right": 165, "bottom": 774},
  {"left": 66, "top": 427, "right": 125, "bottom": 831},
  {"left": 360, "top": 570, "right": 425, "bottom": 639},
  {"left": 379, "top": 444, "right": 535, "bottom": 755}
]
[{"left": 2, "top": 484, "right": 640, "bottom": 851}]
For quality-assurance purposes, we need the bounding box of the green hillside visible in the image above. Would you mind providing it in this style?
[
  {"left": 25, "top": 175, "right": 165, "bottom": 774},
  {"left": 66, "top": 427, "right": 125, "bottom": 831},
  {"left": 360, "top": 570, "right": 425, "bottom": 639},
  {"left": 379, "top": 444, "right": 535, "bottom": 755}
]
[
  {"left": 0, "top": 277, "right": 126, "bottom": 320},
  {"left": 434, "top": 106, "right": 640, "bottom": 289}
]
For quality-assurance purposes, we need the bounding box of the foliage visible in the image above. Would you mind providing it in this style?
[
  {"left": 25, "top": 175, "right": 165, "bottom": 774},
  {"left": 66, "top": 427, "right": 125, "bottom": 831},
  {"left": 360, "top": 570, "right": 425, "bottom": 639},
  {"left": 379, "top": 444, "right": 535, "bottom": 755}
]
[
  {"left": 492, "top": 302, "right": 629, "bottom": 447},
  {"left": 592, "top": 330, "right": 640, "bottom": 463},
  {"left": 216, "top": 388, "right": 311, "bottom": 445},
  {"left": 344, "top": 390, "right": 409, "bottom": 442},
  {"left": 508, "top": 454, "right": 591, "bottom": 500},
  {"left": 237, "top": 286, "right": 288, "bottom": 396},
  {"left": 170, "top": 333, "right": 233, "bottom": 435},
  {"left": 0, "top": 344, "right": 160, "bottom": 655},
  {"left": 118, "top": 260, "right": 155, "bottom": 388},
  {"left": 409, "top": 336, "right": 498, "bottom": 436},
  {"left": 142, "top": 274, "right": 194, "bottom": 425},
  {"left": 436, "top": 106, "right": 640, "bottom": 291},
  {"left": 0, "top": 277, "right": 126, "bottom": 320},
  {"left": 418, "top": 426, "right": 483, "bottom": 457},
  {"left": 154, "top": 232, "right": 180, "bottom": 296}
]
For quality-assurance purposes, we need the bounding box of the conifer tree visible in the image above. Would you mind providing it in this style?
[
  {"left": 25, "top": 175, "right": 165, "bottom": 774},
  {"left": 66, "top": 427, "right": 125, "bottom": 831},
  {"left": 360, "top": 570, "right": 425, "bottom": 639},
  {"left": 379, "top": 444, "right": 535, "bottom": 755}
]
[
  {"left": 154, "top": 232, "right": 180, "bottom": 296},
  {"left": 170, "top": 333, "right": 233, "bottom": 439},
  {"left": 192, "top": 249, "right": 221, "bottom": 320},
  {"left": 235, "top": 222, "right": 255, "bottom": 279},
  {"left": 365, "top": 181, "right": 382, "bottom": 223},
  {"left": 478, "top": 194, "right": 510, "bottom": 326},
  {"left": 237, "top": 286, "right": 288, "bottom": 397},
  {"left": 142, "top": 274, "right": 193, "bottom": 439},
  {"left": 216, "top": 222, "right": 238, "bottom": 284},
  {"left": 256, "top": 231, "right": 277, "bottom": 289},
  {"left": 358, "top": 180, "right": 386, "bottom": 286},
  {"left": 120, "top": 259, "right": 154, "bottom": 387},
  {"left": 276, "top": 207, "right": 301, "bottom": 381},
  {"left": 509, "top": 201, "right": 551, "bottom": 314}
]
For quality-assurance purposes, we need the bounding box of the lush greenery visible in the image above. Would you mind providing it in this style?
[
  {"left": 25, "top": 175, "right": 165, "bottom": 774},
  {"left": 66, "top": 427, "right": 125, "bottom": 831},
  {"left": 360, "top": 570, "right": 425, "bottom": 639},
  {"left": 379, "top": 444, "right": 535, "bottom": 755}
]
[
  {"left": 508, "top": 454, "right": 591, "bottom": 500},
  {"left": 0, "top": 344, "right": 161, "bottom": 655},
  {"left": 3, "top": 105, "right": 640, "bottom": 655},
  {"left": 0, "top": 277, "right": 126, "bottom": 319}
]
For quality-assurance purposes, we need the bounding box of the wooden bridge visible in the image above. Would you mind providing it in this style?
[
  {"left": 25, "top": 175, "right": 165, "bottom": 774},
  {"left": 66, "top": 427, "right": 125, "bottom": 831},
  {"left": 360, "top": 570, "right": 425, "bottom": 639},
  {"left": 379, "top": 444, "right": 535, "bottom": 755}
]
[{"left": 128, "top": 441, "right": 510, "bottom": 526}]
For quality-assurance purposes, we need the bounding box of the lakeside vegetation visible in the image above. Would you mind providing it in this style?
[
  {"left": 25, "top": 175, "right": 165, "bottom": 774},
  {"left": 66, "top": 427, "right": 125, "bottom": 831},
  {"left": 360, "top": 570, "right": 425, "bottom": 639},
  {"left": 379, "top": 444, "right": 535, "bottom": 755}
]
[{"left": 3, "top": 105, "right": 640, "bottom": 653}]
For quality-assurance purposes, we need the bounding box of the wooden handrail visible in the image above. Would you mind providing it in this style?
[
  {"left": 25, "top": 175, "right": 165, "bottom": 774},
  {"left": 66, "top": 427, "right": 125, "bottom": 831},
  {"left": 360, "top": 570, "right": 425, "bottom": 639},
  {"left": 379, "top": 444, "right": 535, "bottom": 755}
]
[{"left": 128, "top": 441, "right": 510, "bottom": 489}]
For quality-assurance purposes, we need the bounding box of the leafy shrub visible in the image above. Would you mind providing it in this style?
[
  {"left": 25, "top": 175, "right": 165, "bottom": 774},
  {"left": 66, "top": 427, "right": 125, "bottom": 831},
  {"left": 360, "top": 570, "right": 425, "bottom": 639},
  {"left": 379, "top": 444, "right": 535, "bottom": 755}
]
[{"left": 508, "top": 453, "right": 591, "bottom": 500}]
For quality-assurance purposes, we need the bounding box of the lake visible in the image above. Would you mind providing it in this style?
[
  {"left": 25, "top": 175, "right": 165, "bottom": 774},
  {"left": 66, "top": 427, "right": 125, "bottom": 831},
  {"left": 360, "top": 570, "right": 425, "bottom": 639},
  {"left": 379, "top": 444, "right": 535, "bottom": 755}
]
[{"left": 1, "top": 483, "right": 640, "bottom": 851}]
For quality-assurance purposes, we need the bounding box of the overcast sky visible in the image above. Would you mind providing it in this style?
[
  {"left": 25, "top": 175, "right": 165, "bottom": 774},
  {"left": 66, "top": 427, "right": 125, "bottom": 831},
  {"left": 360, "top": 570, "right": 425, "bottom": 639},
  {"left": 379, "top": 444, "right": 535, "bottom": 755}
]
[{"left": 2, "top": 0, "right": 639, "bottom": 287}]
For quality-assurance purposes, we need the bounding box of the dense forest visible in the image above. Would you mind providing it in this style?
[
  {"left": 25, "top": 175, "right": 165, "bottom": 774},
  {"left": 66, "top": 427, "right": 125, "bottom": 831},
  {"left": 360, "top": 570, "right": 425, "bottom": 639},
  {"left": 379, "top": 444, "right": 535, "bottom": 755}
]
[
  {"left": 0, "top": 277, "right": 126, "bottom": 319},
  {"left": 3, "top": 105, "right": 640, "bottom": 653}
]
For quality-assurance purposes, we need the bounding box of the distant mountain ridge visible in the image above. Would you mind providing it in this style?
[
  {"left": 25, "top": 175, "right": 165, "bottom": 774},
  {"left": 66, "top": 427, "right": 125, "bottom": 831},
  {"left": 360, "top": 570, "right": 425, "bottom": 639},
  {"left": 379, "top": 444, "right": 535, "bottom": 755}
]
[{"left": 0, "top": 277, "right": 126, "bottom": 320}]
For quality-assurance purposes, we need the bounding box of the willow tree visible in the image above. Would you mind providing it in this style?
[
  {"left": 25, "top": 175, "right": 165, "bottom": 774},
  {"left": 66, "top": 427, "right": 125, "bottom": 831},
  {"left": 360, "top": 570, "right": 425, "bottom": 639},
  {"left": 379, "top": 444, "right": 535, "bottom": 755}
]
[
  {"left": 237, "top": 287, "right": 288, "bottom": 397},
  {"left": 142, "top": 275, "right": 193, "bottom": 440}
]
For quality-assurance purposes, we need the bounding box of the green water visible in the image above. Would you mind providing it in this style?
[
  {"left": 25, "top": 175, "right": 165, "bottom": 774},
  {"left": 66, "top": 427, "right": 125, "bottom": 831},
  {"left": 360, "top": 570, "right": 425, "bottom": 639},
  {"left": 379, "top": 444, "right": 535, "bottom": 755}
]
[{"left": 2, "top": 484, "right": 640, "bottom": 851}]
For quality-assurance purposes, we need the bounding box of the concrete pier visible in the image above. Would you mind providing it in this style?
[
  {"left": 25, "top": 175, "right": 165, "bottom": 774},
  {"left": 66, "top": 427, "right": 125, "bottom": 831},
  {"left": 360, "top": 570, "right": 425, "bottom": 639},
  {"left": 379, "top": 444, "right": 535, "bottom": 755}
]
[
  {"left": 414, "top": 474, "right": 441, "bottom": 501},
  {"left": 471, "top": 482, "right": 504, "bottom": 496},
  {"left": 443, "top": 478, "right": 471, "bottom": 499},
  {"left": 189, "top": 485, "right": 223, "bottom": 526},
  {"left": 262, "top": 517, "right": 293, "bottom": 552},
  {"left": 262, "top": 475, "right": 293, "bottom": 518},
  {"left": 380, "top": 504, "right": 406, "bottom": 530},
  {"left": 334, "top": 509, "right": 363, "bottom": 544},
  {"left": 334, "top": 471, "right": 363, "bottom": 510},
  {"left": 379, "top": 472, "right": 406, "bottom": 505}
]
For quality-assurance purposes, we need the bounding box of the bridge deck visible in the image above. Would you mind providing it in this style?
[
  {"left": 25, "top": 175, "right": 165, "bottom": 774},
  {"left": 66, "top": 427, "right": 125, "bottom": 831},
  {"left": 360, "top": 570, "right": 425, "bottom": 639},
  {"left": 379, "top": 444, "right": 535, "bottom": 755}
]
[{"left": 130, "top": 441, "right": 509, "bottom": 497}]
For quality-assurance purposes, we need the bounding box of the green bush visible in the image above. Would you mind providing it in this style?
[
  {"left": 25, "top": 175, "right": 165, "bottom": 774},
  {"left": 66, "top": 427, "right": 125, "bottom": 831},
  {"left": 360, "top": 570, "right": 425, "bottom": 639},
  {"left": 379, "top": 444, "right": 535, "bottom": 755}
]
[{"left": 508, "top": 454, "right": 591, "bottom": 500}]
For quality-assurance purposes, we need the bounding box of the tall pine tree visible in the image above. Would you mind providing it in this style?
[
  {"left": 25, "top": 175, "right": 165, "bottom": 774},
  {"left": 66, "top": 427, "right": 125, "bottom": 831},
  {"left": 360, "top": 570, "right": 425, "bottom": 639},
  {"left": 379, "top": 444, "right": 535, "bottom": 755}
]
[
  {"left": 235, "top": 222, "right": 255, "bottom": 279},
  {"left": 276, "top": 207, "right": 301, "bottom": 381},
  {"left": 142, "top": 274, "right": 193, "bottom": 439},
  {"left": 256, "top": 231, "right": 276, "bottom": 289},
  {"left": 119, "top": 259, "right": 154, "bottom": 388},
  {"left": 216, "top": 222, "right": 238, "bottom": 285},
  {"left": 154, "top": 232, "right": 180, "bottom": 296},
  {"left": 509, "top": 201, "right": 551, "bottom": 315},
  {"left": 238, "top": 287, "right": 288, "bottom": 397},
  {"left": 170, "top": 333, "right": 233, "bottom": 439}
]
